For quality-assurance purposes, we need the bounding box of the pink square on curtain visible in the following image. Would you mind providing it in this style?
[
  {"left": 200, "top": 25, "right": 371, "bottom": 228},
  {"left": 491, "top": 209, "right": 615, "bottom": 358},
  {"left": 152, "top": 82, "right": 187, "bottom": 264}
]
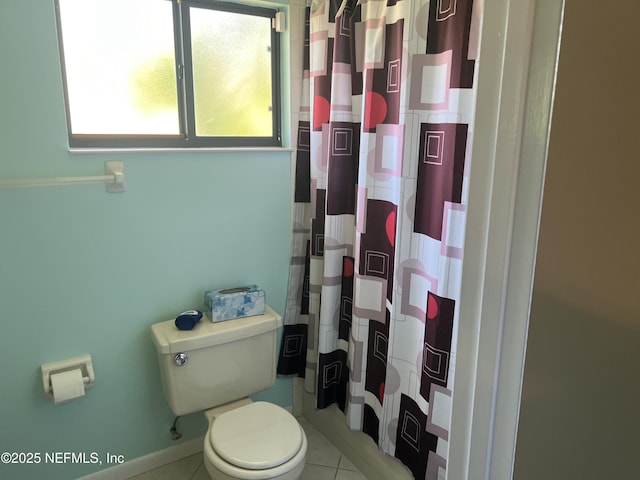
[
  {"left": 375, "top": 124, "right": 404, "bottom": 176},
  {"left": 356, "top": 186, "right": 368, "bottom": 233},
  {"left": 309, "top": 31, "right": 329, "bottom": 78},
  {"left": 400, "top": 267, "right": 438, "bottom": 321},
  {"left": 409, "top": 51, "right": 452, "bottom": 111},
  {"left": 441, "top": 202, "right": 466, "bottom": 259},
  {"left": 353, "top": 273, "right": 387, "bottom": 323}
]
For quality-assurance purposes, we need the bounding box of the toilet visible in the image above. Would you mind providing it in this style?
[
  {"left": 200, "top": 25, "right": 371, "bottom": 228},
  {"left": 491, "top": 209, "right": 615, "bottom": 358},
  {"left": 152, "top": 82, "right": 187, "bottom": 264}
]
[{"left": 151, "top": 306, "right": 307, "bottom": 480}]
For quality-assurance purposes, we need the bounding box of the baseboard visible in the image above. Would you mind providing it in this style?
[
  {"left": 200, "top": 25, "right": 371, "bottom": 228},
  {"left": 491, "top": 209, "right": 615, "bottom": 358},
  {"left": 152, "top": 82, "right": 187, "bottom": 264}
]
[
  {"left": 301, "top": 392, "right": 412, "bottom": 480},
  {"left": 75, "top": 436, "right": 204, "bottom": 480}
]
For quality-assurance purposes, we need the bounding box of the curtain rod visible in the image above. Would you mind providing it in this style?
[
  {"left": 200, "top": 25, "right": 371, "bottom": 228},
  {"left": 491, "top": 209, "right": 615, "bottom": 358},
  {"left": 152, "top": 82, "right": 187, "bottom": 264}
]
[{"left": 0, "top": 161, "right": 125, "bottom": 193}]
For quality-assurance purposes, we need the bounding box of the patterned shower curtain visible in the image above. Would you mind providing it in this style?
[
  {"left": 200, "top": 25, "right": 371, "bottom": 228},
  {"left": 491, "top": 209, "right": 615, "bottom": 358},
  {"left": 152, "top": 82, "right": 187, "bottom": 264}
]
[{"left": 278, "top": 1, "right": 481, "bottom": 478}]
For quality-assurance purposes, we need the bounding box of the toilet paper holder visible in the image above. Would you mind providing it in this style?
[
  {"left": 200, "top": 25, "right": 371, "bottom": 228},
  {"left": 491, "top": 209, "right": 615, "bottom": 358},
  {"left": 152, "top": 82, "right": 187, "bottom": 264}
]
[{"left": 41, "top": 354, "right": 95, "bottom": 396}]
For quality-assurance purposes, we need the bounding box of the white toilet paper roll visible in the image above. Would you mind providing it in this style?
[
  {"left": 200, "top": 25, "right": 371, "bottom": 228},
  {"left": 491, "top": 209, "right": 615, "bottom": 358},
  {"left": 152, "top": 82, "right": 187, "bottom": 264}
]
[{"left": 50, "top": 369, "right": 85, "bottom": 404}]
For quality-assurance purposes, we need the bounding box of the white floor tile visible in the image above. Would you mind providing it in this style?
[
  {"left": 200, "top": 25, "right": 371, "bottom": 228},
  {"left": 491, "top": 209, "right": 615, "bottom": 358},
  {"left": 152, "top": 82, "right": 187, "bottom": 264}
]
[
  {"left": 127, "top": 453, "right": 202, "bottom": 480},
  {"left": 299, "top": 417, "right": 341, "bottom": 467},
  {"left": 300, "top": 463, "right": 338, "bottom": 480},
  {"left": 338, "top": 455, "right": 358, "bottom": 471},
  {"left": 336, "top": 469, "right": 368, "bottom": 480},
  {"left": 190, "top": 462, "right": 210, "bottom": 480}
]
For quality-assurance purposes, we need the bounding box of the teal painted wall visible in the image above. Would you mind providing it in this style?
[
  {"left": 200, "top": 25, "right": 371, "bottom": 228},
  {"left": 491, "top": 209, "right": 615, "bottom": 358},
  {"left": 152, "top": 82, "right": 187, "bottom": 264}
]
[{"left": 0, "top": 2, "right": 293, "bottom": 479}]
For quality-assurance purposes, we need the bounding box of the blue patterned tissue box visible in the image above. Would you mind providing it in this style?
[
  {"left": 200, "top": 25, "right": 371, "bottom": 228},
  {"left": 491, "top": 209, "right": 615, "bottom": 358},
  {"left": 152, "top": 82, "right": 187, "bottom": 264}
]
[{"left": 204, "top": 285, "right": 265, "bottom": 322}]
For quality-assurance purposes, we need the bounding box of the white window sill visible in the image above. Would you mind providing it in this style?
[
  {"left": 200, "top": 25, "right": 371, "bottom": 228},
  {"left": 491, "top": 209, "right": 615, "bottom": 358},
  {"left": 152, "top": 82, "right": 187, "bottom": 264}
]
[{"left": 68, "top": 147, "right": 295, "bottom": 154}]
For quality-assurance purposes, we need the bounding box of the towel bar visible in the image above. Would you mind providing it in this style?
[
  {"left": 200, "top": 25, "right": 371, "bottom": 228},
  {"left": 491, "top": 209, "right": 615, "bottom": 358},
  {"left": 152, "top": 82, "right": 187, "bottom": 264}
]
[{"left": 0, "top": 160, "right": 125, "bottom": 192}]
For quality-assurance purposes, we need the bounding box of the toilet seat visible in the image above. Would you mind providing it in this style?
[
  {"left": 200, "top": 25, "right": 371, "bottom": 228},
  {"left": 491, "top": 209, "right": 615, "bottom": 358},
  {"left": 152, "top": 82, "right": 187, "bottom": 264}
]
[
  {"left": 210, "top": 401, "right": 303, "bottom": 470},
  {"left": 204, "top": 401, "right": 307, "bottom": 479}
]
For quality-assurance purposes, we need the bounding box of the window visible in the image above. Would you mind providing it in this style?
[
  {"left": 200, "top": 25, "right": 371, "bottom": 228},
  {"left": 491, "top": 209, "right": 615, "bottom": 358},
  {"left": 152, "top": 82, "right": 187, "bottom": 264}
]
[{"left": 55, "top": 0, "right": 281, "bottom": 148}]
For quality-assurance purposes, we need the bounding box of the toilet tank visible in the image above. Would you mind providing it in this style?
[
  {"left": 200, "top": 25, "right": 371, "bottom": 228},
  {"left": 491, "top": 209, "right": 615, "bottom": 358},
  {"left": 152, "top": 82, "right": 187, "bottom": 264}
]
[{"left": 151, "top": 306, "right": 282, "bottom": 416}]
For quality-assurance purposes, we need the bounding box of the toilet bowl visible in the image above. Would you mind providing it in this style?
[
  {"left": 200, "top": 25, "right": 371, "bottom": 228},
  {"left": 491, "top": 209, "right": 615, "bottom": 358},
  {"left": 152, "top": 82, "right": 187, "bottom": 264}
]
[{"left": 203, "top": 400, "right": 307, "bottom": 480}]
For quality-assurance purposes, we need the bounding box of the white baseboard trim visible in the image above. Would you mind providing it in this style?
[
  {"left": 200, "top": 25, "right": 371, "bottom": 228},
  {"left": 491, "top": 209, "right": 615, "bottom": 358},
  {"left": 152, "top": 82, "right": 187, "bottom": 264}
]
[
  {"left": 76, "top": 436, "right": 204, "bottom": 480},
  {"left": 302, "top": 392, "right": 411, "bottom": 480}
]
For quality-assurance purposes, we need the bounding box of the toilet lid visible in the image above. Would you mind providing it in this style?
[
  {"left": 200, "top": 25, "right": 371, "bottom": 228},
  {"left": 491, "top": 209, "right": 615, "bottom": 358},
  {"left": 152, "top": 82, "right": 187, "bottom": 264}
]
[{"left": 210, "top": 402, "right": 303, "bottom": 470}]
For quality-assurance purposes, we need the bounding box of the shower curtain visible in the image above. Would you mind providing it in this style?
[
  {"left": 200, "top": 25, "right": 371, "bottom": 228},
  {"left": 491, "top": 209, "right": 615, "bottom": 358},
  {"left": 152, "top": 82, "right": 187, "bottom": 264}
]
[{"left": 278, "top": 1, "right": 481, "bottom": 478}]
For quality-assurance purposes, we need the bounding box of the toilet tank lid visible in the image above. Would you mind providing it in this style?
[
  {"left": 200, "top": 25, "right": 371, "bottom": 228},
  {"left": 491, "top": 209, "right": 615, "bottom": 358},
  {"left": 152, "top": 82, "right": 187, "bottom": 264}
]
[{"left": 151, "top": 306, "right": 282, "bottom": 355}]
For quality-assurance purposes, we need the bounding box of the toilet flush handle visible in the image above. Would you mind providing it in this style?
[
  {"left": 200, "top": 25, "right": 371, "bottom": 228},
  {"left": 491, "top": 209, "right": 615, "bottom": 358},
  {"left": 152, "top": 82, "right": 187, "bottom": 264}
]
[{"left": 174, "top": 353, "right": 188, "bottom": 366}]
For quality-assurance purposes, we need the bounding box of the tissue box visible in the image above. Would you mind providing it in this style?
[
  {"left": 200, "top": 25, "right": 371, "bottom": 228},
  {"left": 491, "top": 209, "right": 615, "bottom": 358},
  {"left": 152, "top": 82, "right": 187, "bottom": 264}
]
[{"left": 204, "top": 285, "right": 266, "bottom": 322}]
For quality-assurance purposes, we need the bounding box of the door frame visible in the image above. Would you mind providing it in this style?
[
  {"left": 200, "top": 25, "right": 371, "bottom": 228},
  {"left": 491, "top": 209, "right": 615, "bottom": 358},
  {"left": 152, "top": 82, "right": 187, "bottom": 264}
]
[{"left": 449, "top": 1, "right": 565, "bottom": 478}]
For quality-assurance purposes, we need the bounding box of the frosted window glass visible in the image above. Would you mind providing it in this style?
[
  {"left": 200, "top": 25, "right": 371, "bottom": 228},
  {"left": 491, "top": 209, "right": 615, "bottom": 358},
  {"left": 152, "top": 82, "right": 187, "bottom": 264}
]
[
  {"left": 190, "top": 8, "right": 273, "bottom": 137},
  {"left": 58, "top": 0, "right": 179, "bottom": 135}
]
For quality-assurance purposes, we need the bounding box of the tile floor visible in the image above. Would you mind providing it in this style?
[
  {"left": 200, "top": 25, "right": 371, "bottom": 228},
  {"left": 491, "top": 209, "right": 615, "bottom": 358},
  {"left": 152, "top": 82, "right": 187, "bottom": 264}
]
[{"left": 128, "top": 417, "right": 366, "bottom": 480}]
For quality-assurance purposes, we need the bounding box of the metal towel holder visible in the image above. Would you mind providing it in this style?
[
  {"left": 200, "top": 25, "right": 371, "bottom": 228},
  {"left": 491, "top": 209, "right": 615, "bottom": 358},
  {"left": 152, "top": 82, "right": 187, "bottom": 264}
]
[{"left": 0, "top": 160, "right": 125, "bottom": 192}]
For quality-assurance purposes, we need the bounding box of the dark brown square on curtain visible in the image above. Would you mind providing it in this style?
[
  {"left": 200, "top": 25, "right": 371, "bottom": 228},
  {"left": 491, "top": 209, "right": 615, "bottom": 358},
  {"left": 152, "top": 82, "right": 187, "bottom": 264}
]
[
  {"left": 339, "top": 256, "right": 355, "bottom": 341},
  {"left": 326, "top": 122, "right": 361, "bottom": 215},
  {"left": 364, "top": 316, "right": 389, "bottom": 404},
  {"left": 414, "top": 123, "right": 467, "bottom": 241},
  {"left": 359, "top": 199, "right": 397, "bottom": 300},
  {"left": 426, "top": 0, "right": 476, "bottom": 89},
  {"left": 294, "top": 121, "right": 311, "bottom": 203},
  {"left": 311, "top": 189, "right": 326, "bottom": 256},
  {"left": 317, "top": 350, "right": 348, "bottom": 411},
  {"left": 395, "top": 394, "right": 439, "bottom": 480},
  {"left": 277, "top": 324, "right": 308, "bottom": 378},
  {"left": 420, "top": 292, "right": 455, "bottom": 401}
]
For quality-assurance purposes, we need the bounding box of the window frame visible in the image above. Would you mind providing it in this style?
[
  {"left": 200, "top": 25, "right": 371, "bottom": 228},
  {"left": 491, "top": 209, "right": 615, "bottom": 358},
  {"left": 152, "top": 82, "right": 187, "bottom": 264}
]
[{"left": 54, "top": 0, "right": 282, "bottom": 149}]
